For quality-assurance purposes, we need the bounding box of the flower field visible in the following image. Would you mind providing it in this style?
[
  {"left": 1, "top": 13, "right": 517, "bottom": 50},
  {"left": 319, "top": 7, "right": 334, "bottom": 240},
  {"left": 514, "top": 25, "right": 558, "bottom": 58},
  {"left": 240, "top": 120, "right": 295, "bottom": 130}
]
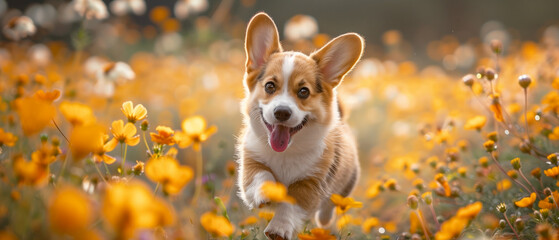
[{"left": 1, "top": 1, "right": 559, "bottom": 239}]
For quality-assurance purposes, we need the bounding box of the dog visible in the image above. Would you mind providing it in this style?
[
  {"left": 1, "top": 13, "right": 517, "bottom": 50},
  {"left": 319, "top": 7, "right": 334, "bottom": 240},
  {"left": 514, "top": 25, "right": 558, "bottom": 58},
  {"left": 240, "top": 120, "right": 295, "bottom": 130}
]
[{"left": 237, "top": 12, "right": 363, "bottom": 240}]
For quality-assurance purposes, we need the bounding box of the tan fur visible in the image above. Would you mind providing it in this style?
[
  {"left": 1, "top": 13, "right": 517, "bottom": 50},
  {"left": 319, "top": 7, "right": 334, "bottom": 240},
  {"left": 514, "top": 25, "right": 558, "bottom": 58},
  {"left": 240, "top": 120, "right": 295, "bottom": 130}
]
[{"left": 237, "top": 12, "right": 363, "bottom": 240}]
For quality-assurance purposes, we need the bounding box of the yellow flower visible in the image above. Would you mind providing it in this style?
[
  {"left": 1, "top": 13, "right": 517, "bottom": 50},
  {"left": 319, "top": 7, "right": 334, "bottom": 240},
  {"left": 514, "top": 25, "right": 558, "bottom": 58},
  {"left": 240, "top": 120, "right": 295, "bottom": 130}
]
[
  {"left": 133, "top": 161, "right": 145, "bottom": 175},
  {"left": 48, "top": 186, "right": 93, "bottom": 236},
  {"left": 70, "top": 123, "right": 106, "bottom": 160},
  {"left": 102, "top": 181, "right": 175, "bottom": 239},
  {"left": 544, "top": 166, "right": 559, "bottom": 179},
  {"left": 435, "top": 216, "right": 469, "bottom": 240},
  {"left": 0, "top": 128, "right": 17, "bottom": 147},
  {"left": 261, "top": 181, "right": 296, "bottom": 204},
  {"left": 174, "top": 116, "right": 217, "bottom": 151},
  {"left": 549, "top": 127, "right": 559, "bottom": 140},
  {"left": 15, "top": 96, "right": 56, "bottom": 135},
  {"left": 145, "top": 156, "right": 193, "bottom": 194},
  {"left": 258, "top": 210, "right": 274, "bottom": 221},
  {"left": 110, "top": 120, "right": 140, "bottom": 146},
  {"left": 456, "top": 201, "right": 482, "bottom": 219},
  {"left": 515, "top": 192, "right": 536, "bottom": 208},
  {"left": 336, "top": 214, "right": 361, "bottom": 229},
  {"left": 464, "top": 115, "right": 486, "bottom": 131},
  {"left": 31, "top": 142, "right": 58, "bottom": 165},
  {"left": 239, "top": 216, "right": 258, "bottom": 227},
  {"left": 93, "top": 134, "right": 117, "bottom": 164},
  {"left": 121, "top": 101, "right": 147, "bottom": 123},
  {"left": 331, "top": 194, "right": 363, "bottom": 215},
  {"left": 366, "top": 182, "right": 382, "bottom": 198},
  {"left": 298, "top": 228, "right": 336, "bottom": 240},
  {"left": 33, "top": 89, "right": 60, "bottom": 102},
  {"left": 150, "top": 125, "right": 175, "bottom": 145},
  {"left": 362, "top": 217, "right": 380, "bottom": 233},
  {"left": 200, "top": 212, "right": 235, "bottom": 237},
  {"left": 495, "top": 180, "right": 511, "bottom": 192},
  {"left": 490, "top": 94, "right": 504, "bottom": 122},
  {"left": 13, "top": 155, "right": 48, "bottom": 186},
  {"left": 542, "top": 91, "right": 559, "bottom": 114},
  {"left": 59, "top": 101, "right": 96, "bottom": 126}
]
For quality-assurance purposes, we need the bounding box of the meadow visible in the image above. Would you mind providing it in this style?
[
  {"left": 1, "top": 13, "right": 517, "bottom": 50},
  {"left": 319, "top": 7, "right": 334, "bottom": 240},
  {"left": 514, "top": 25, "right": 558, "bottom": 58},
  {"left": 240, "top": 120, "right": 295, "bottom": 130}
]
[{"left": 1, "top": 1, "right": 559, "bottom": 239}]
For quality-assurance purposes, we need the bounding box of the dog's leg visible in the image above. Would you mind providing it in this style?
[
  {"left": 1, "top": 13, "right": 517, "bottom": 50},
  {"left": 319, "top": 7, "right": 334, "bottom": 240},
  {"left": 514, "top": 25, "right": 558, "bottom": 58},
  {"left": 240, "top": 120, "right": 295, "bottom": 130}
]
[
  {"left": 315, "top": 199, "right": 335, "bottom": 228},
  {"left": 265, "top": 177, "right": 323, "bottom": 240},
  {"left": 239, "top": 157, "right": 275, "bottom": 209}
]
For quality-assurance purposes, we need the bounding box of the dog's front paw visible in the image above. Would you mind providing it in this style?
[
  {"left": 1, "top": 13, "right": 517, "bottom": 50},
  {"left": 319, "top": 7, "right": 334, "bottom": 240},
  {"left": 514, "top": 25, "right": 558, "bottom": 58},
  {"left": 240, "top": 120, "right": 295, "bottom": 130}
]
[{"left": 264, "top": 220, "right": 294, "bottom": 240}]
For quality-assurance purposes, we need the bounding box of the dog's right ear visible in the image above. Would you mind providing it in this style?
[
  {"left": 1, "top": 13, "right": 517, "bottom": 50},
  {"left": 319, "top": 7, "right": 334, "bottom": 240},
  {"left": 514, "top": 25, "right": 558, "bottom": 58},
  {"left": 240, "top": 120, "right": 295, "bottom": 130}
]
[{"left": 245, "top": 13, "right": 282, "bottom": 73}]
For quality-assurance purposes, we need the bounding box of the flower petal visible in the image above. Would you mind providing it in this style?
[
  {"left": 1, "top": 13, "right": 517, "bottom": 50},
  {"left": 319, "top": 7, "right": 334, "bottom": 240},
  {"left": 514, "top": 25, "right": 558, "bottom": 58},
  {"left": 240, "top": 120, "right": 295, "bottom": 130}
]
[
  {"left": 121, "top": 101, "right": 133, "bottom": 117},
  {"left": 126, "top": 135, "right": 140, "bottom": 146}
]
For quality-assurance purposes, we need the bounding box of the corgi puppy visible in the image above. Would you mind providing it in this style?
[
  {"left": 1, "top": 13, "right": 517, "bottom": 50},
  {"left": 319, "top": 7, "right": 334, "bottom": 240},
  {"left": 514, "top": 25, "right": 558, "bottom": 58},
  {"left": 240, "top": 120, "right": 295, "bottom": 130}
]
[{"left": 237, "top": 13, "right": 363, "bottom": 240}]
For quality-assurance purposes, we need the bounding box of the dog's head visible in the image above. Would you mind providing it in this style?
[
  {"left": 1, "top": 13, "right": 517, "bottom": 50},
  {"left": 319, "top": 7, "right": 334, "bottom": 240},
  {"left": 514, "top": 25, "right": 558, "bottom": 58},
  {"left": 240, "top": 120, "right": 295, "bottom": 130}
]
[{"left": 243, "top": 13, "right": 364, "bottom": 153}]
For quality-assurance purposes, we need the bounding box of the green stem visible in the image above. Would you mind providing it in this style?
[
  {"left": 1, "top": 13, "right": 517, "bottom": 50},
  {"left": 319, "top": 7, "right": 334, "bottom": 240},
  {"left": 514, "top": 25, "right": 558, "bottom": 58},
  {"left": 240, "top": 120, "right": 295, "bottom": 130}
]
[
  {"left": 120, "top": 144, "right": 128, "bottom": 176},
  {"left": 503, "top": 213, "right": 520, "bottom": 240},
  {"left": 518, "top": 169, "right": 541, "bottom": 199},
  {"left": 94, "top": 163, "right": 108, "bottom": 184},
  {"left": 191, "top": 146, "right": 204, "bottom": 205},
  {"left": 154, "top": 182, "right": 160, "bottom": 195},
  {"left": 142, "top": 131, "right": 152, "bottom": 155},
  {"left": 57, "top": 154, "right": 68, "bottom": 185},
  {"left": 489, "top": 154, "right": 531, "bottom": 194},
  {"left": 523, "top": 88, "right": 530, "bottom": 141},
  {"left": 415, "top": 210, "right": 431, "bottom": 240}
]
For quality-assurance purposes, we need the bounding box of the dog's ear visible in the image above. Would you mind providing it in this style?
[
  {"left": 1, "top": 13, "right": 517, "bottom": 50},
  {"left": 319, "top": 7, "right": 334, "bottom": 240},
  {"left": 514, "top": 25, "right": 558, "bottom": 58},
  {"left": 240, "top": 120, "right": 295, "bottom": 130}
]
[
  {"left": 311, "top": 33, "right": 364, "bottom": 87},
  {"left": 245, "top": 12, "right": 282, "bottom": 73}
]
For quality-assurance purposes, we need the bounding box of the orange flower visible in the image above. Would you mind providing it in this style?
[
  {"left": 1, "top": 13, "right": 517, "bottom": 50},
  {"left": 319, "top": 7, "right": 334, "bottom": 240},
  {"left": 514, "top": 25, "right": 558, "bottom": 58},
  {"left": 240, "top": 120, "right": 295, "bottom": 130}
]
[
  {"left": 200, "top": 212, "right": 235, "bottom": 237},
  {"left": 239, "top": 216, "right": 258, "bottom": 227},
  {"left": 456, "top": 201, "right": 482, "bottom": 219},
  {"left": 150, "top": 125, "right": 175, "bottom": 145},
  {"left": 0, "top": 128, "right": 17, "bottom": 147},
  {"left": 258, "top": 210, "right": 274, "bottom": 221},
  {"left": 544, "top": 166, "right": 559, "bottom": 179},
  {"left": 70, "top": 123, "right": 106, "bottom": 160},
  {"left": 102, "top": 181, "right": 175, "bottom": 239},
  {"left": 331, "top": 194, "right": 363, "bottom": 215},
  {"left": 93, "top": 135, "right": 117, "bottom": 164},
  {"left": 110, "top": 120, "right": 140, "bottom": 146},
  {"left": 59, "top": 101, "right": 96, "bottom": 126},
  {"left": 145, "top": 156, "right": 193, "bottom": 194},
  {"left": 15, "top": 96, "right": 56, "bottom": 135},
  {"left": 464, "top": 115, "right": 486, "bottom": 131},
  {"left": 515, "top": 192, "right": 536, "bottom": 208},
  {"left": 33, "top": 89, "right": 60, "bottom": 102},
  {"left": 121, "top": 101, "right": 147, "bottom": 123},
  {"left": 260, "top": 181, "right": 296, "bottom": 204},
  {"left": 13, "top": 155, "right": 48, "bottom": 186},
  {"left": 362, "top": 217, "right": 380, "bottom": 233},
  {"left": 48, "top": 186, "right": 93, "bottom": 236},
  {"left": 174, "top": 115, "right": 217, "bottom": 151},
  {"left": 298, "top": 228, "right": 336, "bottom": 240}
]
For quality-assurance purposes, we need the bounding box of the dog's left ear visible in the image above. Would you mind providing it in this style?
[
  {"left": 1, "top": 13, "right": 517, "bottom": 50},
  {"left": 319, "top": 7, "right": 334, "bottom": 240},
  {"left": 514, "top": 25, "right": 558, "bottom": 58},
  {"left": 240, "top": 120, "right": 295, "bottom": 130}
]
[{"left": 311, "top": 33, "right": 364, "bottom": 87}]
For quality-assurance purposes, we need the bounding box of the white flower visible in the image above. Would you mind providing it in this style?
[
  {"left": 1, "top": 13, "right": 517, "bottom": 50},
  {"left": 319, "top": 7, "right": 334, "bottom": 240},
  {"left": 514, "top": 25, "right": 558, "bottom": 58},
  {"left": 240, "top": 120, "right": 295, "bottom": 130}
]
[
  {"left": 28, "top": 44, "right": 52, "bottom": 66},
  {"left": 97, "top": 61, "right": 135, "bottom": 83},
  {"left": 94, "top": 78, "right": 115, "bottom": 97},
  {"left": 3, "top": 16, "right": 36, "bottom": 41},
  {"left": 284, "top": 15, "right": 318, "bottom": 41},
  {"left": 110, "top": 0, "right": 146, "bottom": 16},
  {"left": 84, "top": 56, "right": 109, "bottom": 76},
  {"left": 174, "top": 0, "right": 208, "bottom": 19},
  {"left": 73, "top": 0, "right": 108, "bottom": 20}
]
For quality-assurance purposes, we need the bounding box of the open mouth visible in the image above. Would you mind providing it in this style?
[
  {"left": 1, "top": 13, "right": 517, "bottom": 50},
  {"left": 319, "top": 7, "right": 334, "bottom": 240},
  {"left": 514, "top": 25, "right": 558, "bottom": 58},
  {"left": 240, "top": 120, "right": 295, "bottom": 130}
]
[{"left": 260, "top": 110, "right": 308, "bottom": 152}]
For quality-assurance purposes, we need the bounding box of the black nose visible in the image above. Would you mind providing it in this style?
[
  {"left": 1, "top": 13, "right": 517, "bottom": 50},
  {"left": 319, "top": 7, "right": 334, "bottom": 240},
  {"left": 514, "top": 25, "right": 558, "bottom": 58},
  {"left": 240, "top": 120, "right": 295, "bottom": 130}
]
[{"left": 274, "top": 106, "right": 292, "bottom": 122}]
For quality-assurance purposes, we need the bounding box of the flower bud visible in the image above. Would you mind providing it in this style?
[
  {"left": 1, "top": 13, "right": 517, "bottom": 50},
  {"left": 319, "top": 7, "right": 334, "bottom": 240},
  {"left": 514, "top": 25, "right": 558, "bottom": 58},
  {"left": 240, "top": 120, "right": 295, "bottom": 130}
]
[
  {"left": 487, "top": 131, "right": 498, "bottom": 142},
  {"left": 534, "top": 210, "right": 543, "bottom": 221},
  {"left": 541, "top": 208, "right": 549, "bottom": 219},
  {"left": 485, "top": 68, "right": 497, "bottom": 81},
  {"left": 476, "top": 67, "right": 486, "bottom": 79},
  {"left": 544, "top": 187, "right": 552, "bottom": 196},
  {"left": 518, "top": 74, "right": 532, "bottom": 89},
  {"left": 491, "top": 40, "right": 502, "bottom": 54},
  {"left": 422, "top": 192, "right": 433, "bottom": 205},
  {"left": 40, "top": 134, "right": 48, "bottom": 143},
  {"left": 515, "top": 218, "right": 524, "bottom": 231},
  {"left": 548, "top": 153, "right": 558, "bottom": 165},
  {"left": 483, "top": 140, "right": 496, "bottom": 152},
  {"left": 531, "top": 167, "right": 541, "bottom": 179},
  {"left": 133, "top": 161, "right": 144, "bottom": 175},
  {"left": 519, "top": 141, "right": 531, "bottom": 154},
  {"left": 497, "top": 202, "right": 507, "bottom": 213},
  {"left": 510, "top": 158, "right": 521, "bottom": 170},
  {"left": 507, "top": 170, "right": 518, "bottom": 179},
  {"left": 479, "top": 157, "right": 489, "bottom": 168},
  {"left": 141, "top": 120, "right": 149, "bottom": 131},
  {"left": 462, "top": 74, "right": 475, "bottom": 87},
  {"left": 407, "top": 195, "right": 419, "bottom": 210},
  {"left": 499, "top": 219, "right": 506, "bottom": 229}
]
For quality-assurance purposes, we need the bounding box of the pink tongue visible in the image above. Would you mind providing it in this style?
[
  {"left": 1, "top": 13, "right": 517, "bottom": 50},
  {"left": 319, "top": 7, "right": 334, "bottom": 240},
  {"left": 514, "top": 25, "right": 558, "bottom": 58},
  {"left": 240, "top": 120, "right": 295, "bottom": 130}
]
[{"left": 270, "top": 125, "right": 291, "bottom": 152}]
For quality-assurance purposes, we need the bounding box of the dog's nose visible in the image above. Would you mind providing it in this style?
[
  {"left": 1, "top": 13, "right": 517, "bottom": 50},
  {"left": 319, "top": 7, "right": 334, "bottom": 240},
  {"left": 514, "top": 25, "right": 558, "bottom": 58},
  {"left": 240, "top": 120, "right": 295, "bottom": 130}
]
[{"left": 274, "top": 106, "right": 292, "bottom": 122}]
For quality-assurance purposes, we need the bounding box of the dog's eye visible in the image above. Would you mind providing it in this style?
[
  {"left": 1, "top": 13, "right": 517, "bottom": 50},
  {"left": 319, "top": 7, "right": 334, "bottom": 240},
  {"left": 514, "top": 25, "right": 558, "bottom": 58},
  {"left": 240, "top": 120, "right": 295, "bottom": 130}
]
[
  {"left": 265, "top": 82, "right": 276, "bottom": 94},
  {"left": 297, "top": 87, "right": 310, "bottom": 99}
]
